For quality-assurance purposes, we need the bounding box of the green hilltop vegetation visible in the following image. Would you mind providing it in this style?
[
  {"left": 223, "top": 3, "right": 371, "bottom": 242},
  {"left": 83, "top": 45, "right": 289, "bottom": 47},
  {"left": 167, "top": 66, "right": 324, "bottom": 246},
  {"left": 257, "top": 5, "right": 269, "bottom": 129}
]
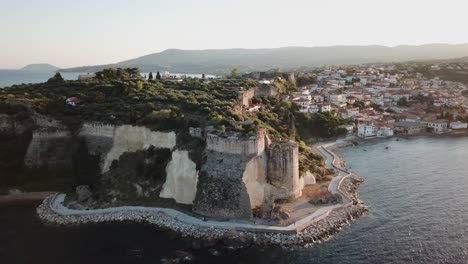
[{"left": 1, "top": 68, "right": 347, "bottom": 141}]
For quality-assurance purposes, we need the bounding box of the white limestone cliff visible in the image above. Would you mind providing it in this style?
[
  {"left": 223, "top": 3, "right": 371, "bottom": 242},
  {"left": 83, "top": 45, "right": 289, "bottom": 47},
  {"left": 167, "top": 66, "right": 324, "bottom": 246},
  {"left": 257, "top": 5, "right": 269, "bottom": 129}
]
[
  {"left": 242, "top": 155, "right": 266, "bottom": 209},
  {"left": 160, "top": 150, "right": 199, "bottom": 204}
]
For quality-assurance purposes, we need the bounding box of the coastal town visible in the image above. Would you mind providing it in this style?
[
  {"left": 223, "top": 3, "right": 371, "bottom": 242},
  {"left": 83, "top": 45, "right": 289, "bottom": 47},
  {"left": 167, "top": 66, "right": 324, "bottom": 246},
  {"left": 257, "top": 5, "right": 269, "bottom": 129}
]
[{"left": 238, "top": 62, "right": 468, "bottom": 139}]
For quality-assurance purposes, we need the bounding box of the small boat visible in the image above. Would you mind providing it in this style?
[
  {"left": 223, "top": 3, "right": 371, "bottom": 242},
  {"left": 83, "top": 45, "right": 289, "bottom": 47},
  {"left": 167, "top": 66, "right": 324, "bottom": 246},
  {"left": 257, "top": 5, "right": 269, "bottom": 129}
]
[
  {"left": 363, "top": 149, "right": 367, "bottom": 151},
  {"left": 385, "top": 147, "right": 389, "bottom": 149}
]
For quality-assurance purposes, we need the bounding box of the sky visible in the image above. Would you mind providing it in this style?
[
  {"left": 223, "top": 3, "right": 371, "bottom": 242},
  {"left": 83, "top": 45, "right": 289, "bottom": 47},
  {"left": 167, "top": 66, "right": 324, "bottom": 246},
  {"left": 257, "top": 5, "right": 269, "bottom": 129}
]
[{"left": 1, "top": 0, "right": 467, "bottom": 69}]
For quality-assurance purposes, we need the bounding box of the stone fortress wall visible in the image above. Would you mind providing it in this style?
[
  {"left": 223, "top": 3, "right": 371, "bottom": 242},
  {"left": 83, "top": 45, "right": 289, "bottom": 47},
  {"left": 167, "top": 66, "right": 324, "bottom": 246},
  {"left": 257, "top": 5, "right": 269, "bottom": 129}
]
[
  {"left": 194, "top": 128, "right": 306, "bottom": 220},
  {"left": 19, "top": 109, "right": 312, "bottom": 220},
  {"left": 205, "top": 131, "right": 265, "bottom": 156}
]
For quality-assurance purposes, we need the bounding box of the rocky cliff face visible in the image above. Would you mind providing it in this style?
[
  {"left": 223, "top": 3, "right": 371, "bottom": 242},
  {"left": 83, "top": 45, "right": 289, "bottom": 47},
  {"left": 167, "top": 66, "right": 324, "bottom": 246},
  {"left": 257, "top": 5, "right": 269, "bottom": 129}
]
[
  {"left": 0, "top": 113, "right": 35, "bottom": 136},
  {"left": 6, "top": 110, "right": 311, "bottom": 220}
]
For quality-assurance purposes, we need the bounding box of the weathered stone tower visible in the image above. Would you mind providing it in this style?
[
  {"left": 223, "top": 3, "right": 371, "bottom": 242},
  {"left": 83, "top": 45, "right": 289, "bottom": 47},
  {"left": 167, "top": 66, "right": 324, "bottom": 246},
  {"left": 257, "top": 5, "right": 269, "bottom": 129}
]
[
  {"left": 266, "top": 141, "right": 301, "bottom": 199},
  {"left": 193, "top": 130, "right": 302, "bottom": 220}
]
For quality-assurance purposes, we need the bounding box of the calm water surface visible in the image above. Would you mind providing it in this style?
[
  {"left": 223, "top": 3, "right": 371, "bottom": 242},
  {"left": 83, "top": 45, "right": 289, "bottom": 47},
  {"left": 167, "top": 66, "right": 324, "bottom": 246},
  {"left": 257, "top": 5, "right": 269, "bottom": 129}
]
[
  {"left": 2, "top": 137, "right": 468, "bottom": 263},
  {"left": 0, "top": 70, "right": 216, "bottom": 88},
  {"left": 0, "top": 70, "right": 84, "bottom": 88}
]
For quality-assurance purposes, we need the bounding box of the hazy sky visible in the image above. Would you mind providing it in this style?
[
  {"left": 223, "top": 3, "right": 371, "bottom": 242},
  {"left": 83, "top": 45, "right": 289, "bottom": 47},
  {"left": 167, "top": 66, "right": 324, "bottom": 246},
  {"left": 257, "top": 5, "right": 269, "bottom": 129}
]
[{"left": 1, "top": 0, "right": 467, "bottom": 69}]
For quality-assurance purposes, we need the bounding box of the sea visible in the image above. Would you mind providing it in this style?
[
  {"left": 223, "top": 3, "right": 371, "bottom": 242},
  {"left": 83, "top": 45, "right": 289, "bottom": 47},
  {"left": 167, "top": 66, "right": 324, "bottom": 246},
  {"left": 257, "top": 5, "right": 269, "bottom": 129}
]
[
  {"left": 2, "top": 136, "right": 468, "bottom": 263},
  {"left": 0, "top": 70, "right": 85, "bottom": 88},
  {"left": 0, "top": 70, "right": 216, "bottom": 88}
]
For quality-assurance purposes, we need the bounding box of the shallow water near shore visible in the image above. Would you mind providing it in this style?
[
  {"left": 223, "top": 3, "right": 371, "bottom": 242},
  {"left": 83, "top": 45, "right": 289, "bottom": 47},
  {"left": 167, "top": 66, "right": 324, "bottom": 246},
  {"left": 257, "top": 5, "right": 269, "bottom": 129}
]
[{"left": 2, "top": 136, "right": 468, "bottom": 263}]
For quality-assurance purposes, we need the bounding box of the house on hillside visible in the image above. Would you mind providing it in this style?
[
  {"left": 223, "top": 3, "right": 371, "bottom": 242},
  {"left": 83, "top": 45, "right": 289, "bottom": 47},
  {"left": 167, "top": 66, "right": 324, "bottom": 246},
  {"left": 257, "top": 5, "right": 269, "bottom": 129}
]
[
  {"left": 78, "top": 74, "right": 96, "bottom": 81},
  {"left": 450, "top": 121, "right": 468, "bottom": 130},
  {"left": 66, "top": 97, "right": 80, "bottom": 107}
]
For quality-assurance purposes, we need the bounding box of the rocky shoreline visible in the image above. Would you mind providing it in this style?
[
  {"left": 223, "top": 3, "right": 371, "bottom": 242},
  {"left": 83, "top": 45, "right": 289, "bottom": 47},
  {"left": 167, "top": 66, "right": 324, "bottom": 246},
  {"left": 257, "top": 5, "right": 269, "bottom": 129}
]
[
  {"left": 37, "top": 176, "right": 367, "bottom": 249},
  {"left": 36, "top": 142, "right": 368, "bottom": 248}
]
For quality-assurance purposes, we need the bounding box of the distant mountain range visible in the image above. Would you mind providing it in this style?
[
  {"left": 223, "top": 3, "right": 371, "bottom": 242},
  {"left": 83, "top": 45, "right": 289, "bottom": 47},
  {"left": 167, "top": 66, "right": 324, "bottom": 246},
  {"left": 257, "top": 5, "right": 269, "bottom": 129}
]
[
  {"left": 62, "top": 44, "right": 468, "bottom": 74},
  {"left": 21, "top": 63, "right": 60, "bottom": 71}
]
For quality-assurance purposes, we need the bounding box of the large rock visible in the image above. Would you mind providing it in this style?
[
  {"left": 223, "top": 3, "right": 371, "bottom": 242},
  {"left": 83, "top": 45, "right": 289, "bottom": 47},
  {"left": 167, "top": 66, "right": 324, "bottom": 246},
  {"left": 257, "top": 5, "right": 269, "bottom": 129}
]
[
  {"left": 222, "top": 230, "right": 253, "bottom": 250},
  {"left": 160, "top": 250, "right": 195, "bottom": 264},
  {"left": 271, "top": 205, "right": 291, "bottom": 221}
]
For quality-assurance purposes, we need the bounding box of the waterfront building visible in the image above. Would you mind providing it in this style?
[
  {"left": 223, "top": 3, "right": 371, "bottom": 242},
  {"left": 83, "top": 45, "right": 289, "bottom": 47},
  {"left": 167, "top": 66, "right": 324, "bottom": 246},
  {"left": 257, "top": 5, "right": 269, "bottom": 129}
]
[
  {"left": 357, "top": 124, "right": 376, "bottom": 138},
  {"left": 449, "top": 121, "right": 468, "bottom": 130},
  {"left": 393, "top": 121, "right": 427, "bottom": 135},
  {"left": 425, "top": 120, "right": 449, "bottom": 134}
]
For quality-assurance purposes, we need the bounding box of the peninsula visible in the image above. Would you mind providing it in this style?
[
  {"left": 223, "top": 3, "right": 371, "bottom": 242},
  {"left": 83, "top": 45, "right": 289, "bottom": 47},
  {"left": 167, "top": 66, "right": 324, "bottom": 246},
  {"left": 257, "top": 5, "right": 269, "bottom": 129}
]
[{"left": 0, "top": 68, "right": 366, "bottom": 248}]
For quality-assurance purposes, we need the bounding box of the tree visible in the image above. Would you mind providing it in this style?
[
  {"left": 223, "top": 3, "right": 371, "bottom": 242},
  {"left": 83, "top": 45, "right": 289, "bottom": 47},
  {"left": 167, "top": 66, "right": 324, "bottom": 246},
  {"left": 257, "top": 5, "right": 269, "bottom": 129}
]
[
  {"left": 148, "top": 72, "right": 153, "bottom": 81},
  {"left": 47, "top": 72, "right": 64, "bottom": 83},
  {"left": 230, "top": 68, "right": 239, "bottom": 78},
  {"left": 156, "top": 72, "right": 161, "bottom": 80},
  {"left": 397, "top": 97, "right": 410, "bottom": 107},
  {"left": 136, "top": 80, "right": 144, "bottom": 90}
]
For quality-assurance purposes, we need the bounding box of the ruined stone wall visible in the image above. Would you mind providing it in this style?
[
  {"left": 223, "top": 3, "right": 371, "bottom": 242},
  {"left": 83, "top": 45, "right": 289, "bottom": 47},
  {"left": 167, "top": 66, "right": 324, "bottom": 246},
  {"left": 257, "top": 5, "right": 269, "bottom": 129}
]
[
  {"left": 32, "top": 112, "right": 66, "bottom": 129},
  {"left": 102, "top": 125, "right": 176, "bottom": 172},
  {"left": 77, "top": 122, "right": 115, "bottom": 164},
  {"left": 254, "top": 85, "right": 278, "bottom": 97},
  {"left": 266, "top": 141, "right": 301, "bottom": 199},
  {"left": 193, "top": 151, "right": 253, "bottom": 219},
  {"left": 0, "top": 113, "right": 34, "bottom": 136},
  {"left": 238, "top": 88, "right": 255, "bottom": 107},
  {"left": 205, "top": 132, "right": 265, "bottom": 156},
  {"left": 189, "top": 127, "right": 204, "bottom": 139},
  {"left": 23, "top": 121, "right": 177, "bottom": 173},
  {"left": 24, "top": 129, "right": 74, "bottom": 168},
  {"left": 79, "top": 122, "right": 115, "bottom": 137}
]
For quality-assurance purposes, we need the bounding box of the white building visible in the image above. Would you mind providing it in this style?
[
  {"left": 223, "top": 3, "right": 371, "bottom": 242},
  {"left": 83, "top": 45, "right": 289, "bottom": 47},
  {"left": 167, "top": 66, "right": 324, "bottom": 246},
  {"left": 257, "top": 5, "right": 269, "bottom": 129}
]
[
  {"left": 377, "top": 126, "right": 394, "bottom": 137},
  {"left": 357, "top": 124, "right": 376, "bottom": 138},
  {"left": 292, "top": 98, "right": 311, "bottom": 113},
  {"left": 314, "top": 95, "right": 324, "bottom": 103},
  {"left": 426, "top": 120, "right": 448, "bottom": 134},
  {"left": 450, "top": 121, "right": 468, "bottom": 130},
  {"left": 308, "top": 104, "right": 320, "bottom": 113},
  {"left": 319, "top": 103, "right": 331, "bottom": 113}
]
